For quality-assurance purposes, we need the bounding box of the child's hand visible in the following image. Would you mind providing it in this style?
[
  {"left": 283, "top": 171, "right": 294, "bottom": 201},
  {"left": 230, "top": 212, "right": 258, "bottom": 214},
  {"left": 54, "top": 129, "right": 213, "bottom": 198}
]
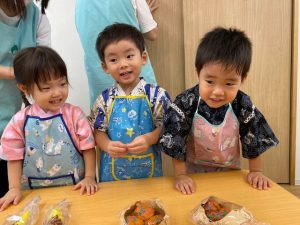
[
  {"left": 106, "top": 140, "right": 128, "bottom": 158},
  {"left": 126, "top": 135, "right": 149, "bottom": 154},
  {"left": 247, "top": 171, "right": 272, "bottom": 190},
  {"left": 73, "top": 176, "right": 98, "bottom": 195},
  {"left": 175, "top": 174, "right": 196, "bottom": 195},
  {"left": 0, "top": 188, "right": 22, "bottom": 211}
]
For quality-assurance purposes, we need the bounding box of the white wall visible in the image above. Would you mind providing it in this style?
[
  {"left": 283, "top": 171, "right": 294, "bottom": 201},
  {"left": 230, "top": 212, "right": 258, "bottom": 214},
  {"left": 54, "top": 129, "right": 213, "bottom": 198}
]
[
  {"left": 45, "top": 0, "right": 300, "bottom": 184},
  {"left": 46, "top": 0, "right": 90, "bottom": 114}
]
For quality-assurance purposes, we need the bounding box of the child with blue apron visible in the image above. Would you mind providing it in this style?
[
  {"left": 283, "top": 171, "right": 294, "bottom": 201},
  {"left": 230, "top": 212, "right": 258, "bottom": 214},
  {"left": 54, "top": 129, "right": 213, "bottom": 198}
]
[
  {"left": 100, "top": 94, "right": 162, "bottom": 181},
  {"left": 22, "top": 113, "right": 85, "bottom": 189}
]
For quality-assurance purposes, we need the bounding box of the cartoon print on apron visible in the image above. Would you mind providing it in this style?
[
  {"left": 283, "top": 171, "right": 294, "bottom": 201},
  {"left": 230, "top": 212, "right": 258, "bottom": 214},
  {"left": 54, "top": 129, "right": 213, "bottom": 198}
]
[
  {"left": 100, "top": 95, "right": 162, "bottom": 182},
  {"left": 186, "top": 98, "right": 240, "bottom": 173},
  {"left": 22, "top": 114, "right": 84, "bottom": 189}
]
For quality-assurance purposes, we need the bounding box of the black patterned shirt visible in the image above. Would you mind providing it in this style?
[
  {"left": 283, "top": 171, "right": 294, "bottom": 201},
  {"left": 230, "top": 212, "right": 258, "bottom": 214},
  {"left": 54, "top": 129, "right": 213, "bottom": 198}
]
[{"left": 159, "top": 85, "right": 279, "bottom": 161}]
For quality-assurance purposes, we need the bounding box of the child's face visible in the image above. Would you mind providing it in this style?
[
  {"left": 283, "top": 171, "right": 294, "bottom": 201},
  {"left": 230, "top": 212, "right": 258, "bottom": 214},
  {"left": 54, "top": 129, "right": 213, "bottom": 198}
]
[
  {"left": 198, "top": 63, "right": 243, "bottom": 108},
  {"left": 102, "top": 40, "right": 147, "bottom": 92},
  {"left": 31, "top": 77, "right": 69, "bottom": 113}
]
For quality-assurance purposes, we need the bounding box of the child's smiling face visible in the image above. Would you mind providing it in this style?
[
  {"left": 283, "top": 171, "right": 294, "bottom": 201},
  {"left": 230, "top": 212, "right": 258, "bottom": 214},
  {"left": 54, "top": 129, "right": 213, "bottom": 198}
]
[
  {"left": 198, "top": 63, "right": 243, "bottom": 108},
  {"left": 101, "top": 40, "right": 147, "bottom": 93},
  {"left": 31, "top": 77, "right": 69, "bottom": 113}
]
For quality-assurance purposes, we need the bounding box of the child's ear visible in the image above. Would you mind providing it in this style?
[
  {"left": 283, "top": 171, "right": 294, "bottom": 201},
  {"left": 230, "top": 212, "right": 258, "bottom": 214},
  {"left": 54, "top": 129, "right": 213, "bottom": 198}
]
[
  {"left": 101, "top": 62, "right": 109, "bottom": 74},
  {"left": 17, "top": 84, "right": 27, "bottom": 94},
  {"left": 141, "top": 51, "right": 148, "bottom": 65}
]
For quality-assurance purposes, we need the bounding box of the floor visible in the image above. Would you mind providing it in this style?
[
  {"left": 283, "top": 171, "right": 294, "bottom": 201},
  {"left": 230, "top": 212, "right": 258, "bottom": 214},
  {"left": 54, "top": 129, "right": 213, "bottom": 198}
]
[{"left": 279, "top": 184, "right": 300, "bottom": 198}]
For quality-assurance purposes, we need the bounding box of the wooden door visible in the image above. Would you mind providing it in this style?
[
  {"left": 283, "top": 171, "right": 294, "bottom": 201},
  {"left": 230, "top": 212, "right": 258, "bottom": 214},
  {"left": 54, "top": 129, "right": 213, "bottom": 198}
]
[
  {"left": 148, "top": 0, "right": 292, "bottom": 182},
  {"left": 146, "top": 0, "right": 185, "bottom": 176}
]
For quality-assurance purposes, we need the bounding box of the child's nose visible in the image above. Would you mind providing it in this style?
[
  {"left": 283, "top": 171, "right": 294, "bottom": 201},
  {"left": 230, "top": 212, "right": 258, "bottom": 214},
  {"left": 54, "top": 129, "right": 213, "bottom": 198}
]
[
  {"left": 212, "top": 86, "right": 224, "bottom": 96},
  {"left": 119, "top": 58, "right": 128, "bottom": 68},
  {"left": 51, "top": 87, "right": 61, "bottom": 97}
]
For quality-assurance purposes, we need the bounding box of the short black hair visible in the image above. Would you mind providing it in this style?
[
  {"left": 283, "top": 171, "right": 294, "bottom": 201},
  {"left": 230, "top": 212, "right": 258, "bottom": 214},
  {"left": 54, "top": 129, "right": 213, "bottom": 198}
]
[
  {"left": 195, "top": 27, "right": 252, "bottom": 80},
  {"left": 96, "top": 23, "right": 145, "bottom": 63},
  {"left": 13, "top": 46, "right": 68, "bottom": 91}
]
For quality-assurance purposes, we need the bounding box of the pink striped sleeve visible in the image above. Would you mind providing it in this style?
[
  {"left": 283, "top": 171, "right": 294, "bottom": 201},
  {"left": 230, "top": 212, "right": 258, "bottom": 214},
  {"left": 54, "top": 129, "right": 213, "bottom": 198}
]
[
  {"left": 67, "top": 105, "right": 95, "bottom": 151},
  {"left": 0, "top": 110, "right": 27, "bottom": 160}
]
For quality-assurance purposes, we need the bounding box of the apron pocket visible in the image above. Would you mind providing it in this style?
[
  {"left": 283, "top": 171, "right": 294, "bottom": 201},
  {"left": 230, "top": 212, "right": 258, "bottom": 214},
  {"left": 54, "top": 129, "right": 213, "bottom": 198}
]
[
  {"left": 27, "top": 174, "right": 76, "bottom": 189},
  {"left": 112, "top": 153, "right": 154, "bottom": 180}
]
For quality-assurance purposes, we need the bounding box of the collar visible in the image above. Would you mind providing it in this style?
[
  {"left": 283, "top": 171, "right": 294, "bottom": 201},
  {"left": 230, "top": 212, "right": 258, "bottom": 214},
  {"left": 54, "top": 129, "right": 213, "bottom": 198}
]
[{"left": 114, "top": 77, "right": 146, "bottom": 96}]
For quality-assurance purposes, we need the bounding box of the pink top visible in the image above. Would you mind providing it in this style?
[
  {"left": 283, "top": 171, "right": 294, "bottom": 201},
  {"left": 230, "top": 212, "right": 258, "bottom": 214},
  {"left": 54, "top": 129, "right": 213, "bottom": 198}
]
[{"left": 0, "top": 103, "right": 95, "bottom": 160}]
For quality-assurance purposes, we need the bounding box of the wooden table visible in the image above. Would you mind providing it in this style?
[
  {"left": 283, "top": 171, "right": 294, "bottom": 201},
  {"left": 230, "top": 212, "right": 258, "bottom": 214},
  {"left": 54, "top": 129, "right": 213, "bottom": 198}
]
[{"left": 1, "top": 170, "right": 300, "bottom": 224}]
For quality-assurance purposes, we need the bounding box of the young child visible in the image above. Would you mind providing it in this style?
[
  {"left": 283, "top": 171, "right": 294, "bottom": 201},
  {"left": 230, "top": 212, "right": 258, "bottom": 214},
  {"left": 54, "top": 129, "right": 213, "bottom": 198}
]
[
  {"left": 75, "top": 0, "right": 158, "bottom": 107},
  {"left": 0, "top": 46, "right": 97, "bottom": 211},
  {"left": 90, "top": 23, "right": 172, "bottom": 182},
  {"left": 0, "top": 0, "right": 51, "bottom": 197},
  {"left": 159, "top": 27, "right": 279, "bottom": 195}
]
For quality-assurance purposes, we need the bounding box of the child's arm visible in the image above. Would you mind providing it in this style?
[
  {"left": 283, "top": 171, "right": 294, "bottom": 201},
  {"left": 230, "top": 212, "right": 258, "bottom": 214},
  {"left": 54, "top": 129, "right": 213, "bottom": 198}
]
[
  {"left": 94, "top": 129, "right": 127, "bottom": 158},
  {"left": 0, "top": 160, "right": 22, "bottom": 211},
  {"left": 73, "top": 148, "right": 98, "bottom": 195},
  {"left": 126, "top": 126, "right": 161, "bottom": 154},
  {"left": 247, "top": 155, "right": 272, "bottom": 190},
  {"left": 173, "top": 158, "right": 196, "bottom": 195}
]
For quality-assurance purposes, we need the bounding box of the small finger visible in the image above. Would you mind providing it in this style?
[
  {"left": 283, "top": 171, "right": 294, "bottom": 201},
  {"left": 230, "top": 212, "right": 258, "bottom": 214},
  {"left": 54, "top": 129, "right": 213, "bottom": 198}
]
[
  {"left": 183, "top": 183, "right": 193, "bottom": 195},
  {"left": 257, "top": 177, "right": 263, "bottom": 190},
  {"left": 14, "top": 196, "right": 22, "bottom": 205},
  {"left": 0, "top": 200, "right": 10, "bottom": 211},
  {"left": 86, "top": 186, "right": 91, "bottom": 196}
]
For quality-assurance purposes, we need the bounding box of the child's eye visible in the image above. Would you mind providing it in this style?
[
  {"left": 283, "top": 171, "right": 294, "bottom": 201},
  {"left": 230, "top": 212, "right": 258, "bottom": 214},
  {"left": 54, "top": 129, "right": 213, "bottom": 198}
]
[
  {"left": 205, "top": 80, "right": 213, "bottom": 84},
  {"left": 41, "top": 87, "right": 50, "bottom": 91},
  {"left": 127, "top": 54, "right": 134, "bottom": 59},
  {"left": 226, "top": 83, "right": 234, "bottom": 86},
  {"left": 60, "top": 82, "right": 67, "bottom": 87},
  {"left": 109, "top": 58, "right": 117, "bottom": 63}
]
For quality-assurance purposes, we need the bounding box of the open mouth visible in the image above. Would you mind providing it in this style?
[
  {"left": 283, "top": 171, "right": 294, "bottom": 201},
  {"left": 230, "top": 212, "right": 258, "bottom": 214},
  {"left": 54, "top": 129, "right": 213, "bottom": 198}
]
[
  {"left": 120, "top": 71, "right": 133, "bottom": 77},
  {"left": 49, "top": 99, "right": 62, "bottom": 104}
]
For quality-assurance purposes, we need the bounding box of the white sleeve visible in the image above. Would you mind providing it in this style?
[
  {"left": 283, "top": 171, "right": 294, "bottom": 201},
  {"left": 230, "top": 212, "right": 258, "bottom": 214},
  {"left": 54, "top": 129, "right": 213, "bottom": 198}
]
[
  {"left": 36, "top": 14, "right": 51, "bottom": 46},
  {"left": 132, "top": 0, "right": 157, "bottom": 33}
]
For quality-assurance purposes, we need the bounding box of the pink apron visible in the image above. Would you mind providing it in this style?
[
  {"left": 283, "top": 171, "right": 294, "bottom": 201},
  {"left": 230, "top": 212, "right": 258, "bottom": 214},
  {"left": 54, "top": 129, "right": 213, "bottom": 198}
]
[{"left": 186, "top": 99, "right": 240, "bottom": 173}]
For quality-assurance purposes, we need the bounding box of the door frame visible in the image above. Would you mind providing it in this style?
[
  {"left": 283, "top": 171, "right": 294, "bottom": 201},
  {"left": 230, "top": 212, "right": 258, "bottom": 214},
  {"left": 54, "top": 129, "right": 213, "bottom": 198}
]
[{"left": 291, "top": 0, "right": 298, "bottom": 185}]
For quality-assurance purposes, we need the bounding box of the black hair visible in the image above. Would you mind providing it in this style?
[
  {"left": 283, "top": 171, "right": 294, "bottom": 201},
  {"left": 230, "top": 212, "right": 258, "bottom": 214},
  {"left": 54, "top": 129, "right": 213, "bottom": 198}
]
[
  {"left": 13, "top": 46, "right": 68, "bottom": 92},
  {"left": 95, "top": 23, "right": 145, "bottom": 63},
  {"left": 195, "top": 27, "right": 252, "bottom": 80},
  {"left": 36, "top": 0, "right": 50, "bottom": 14},
  {"left": 0, "top": 0, "right": 50, "bottom": 18}
]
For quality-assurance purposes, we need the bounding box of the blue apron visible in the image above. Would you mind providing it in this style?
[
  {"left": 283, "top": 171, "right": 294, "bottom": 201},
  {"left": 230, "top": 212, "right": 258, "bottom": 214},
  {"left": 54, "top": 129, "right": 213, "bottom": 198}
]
[
  {"left": 0, "top": 2, "right": 39, "bottom": 136},
  {"left": 75, "top": 0, "right": 157, "bottom": 106},
  {"left": 100, "top": 95, "right": 162, "bottom": 182},
  {"left": 22, "top": 114, "right": 84, "bottom": 189}
]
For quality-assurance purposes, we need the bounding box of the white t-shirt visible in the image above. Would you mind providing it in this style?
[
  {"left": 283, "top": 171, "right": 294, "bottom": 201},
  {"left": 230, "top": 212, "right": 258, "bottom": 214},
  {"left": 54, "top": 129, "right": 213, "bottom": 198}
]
[
  {"left": 0, "top": 1, "right": 51, "bottom": 46},
  {"left": 132, "top": 0, "right": 157, "bottom": 33}
]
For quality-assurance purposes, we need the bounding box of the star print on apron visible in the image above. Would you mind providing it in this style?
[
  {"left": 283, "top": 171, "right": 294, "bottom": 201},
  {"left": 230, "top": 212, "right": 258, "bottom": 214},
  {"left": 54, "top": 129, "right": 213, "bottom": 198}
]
[
  {"left": 186, "top": 99, "right": 240, "bottom": 173},
  {"left": 100, "top": 95, "right": 162, "bottom": 182},
  {"left": 22, "top": 114, "right": 84, "bottom": 189}
]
